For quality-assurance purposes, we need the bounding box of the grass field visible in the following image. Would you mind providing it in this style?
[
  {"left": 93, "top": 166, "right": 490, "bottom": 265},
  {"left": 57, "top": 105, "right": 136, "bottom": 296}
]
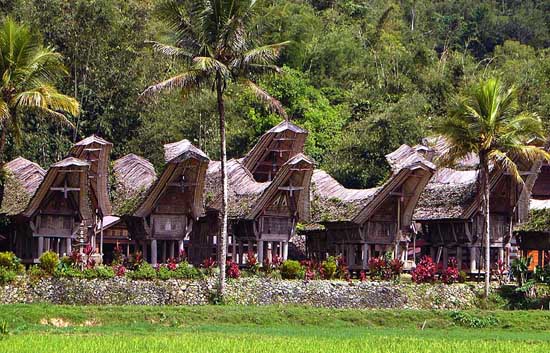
[{"left": 1, "top": 305, "right": 550, "bottom": 352}]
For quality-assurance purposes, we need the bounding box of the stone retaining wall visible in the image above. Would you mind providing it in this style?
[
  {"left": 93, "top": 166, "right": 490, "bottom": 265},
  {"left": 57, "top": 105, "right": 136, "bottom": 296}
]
[{"left": 0, "top": 277, "right": 482, "bottom": 309}]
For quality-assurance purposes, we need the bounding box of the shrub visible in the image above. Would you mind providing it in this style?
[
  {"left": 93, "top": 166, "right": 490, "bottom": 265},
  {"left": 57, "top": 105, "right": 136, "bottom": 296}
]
[
  {"left": 127, "top": 262, "right": 156, "bottom": 280},
  {"left": 27, "top": 265, "right": 46, "bottom": 279},
  {"left": 280, "top": 260, "right": 302, "bottom": 279},
  {"left": 173, "top": 262, "right": 202, "bottom": 279},
  {"left": 321, "top": 257, "right": 337, "bottom": 279},
  {"left": 39, "top": 251, "right": 59, "bottom": 274},
  {"left": 156, "top": 265, "right": 172, "bottom": 280},
  {"left": 94, "top": 265, "right": 115, "bottom": 279},
  {"left": 458, "top": 271, "right": 467, "bottom": 283},
  {"left": 368, "top": 254, "right": 403, "bottom": 281},
  {"left": 54, "top": 266, "right": 84, "bottom": 278},
  {"left": 226, "top": 260, "right": 240, "bottom": 279},
  {"left": 441, "top": 258, "right": 459, "bottom": 284},
  {"left": 0, "top": 251, "right": 23, "bottom": 273},
  {"left": 0, "top": 267, "right": 16, "bottom": 285},
  {"left": 412, "top": 256, "right": 437, "bottom": 284}
]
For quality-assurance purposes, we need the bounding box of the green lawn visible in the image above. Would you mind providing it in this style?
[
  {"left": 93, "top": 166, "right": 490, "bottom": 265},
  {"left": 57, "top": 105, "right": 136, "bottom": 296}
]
[{"left": 1, "top": 305, "right": 550, "bottom": 352}]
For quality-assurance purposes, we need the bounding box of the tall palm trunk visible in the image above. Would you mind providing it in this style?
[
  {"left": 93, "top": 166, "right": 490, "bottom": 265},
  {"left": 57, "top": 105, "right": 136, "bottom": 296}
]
[
  {"left": 0, "top": 120, "right": 8, "bottom": 206},
  {"left": 480, "top": 152, "right": 491, "bottom": 298},
  {"left": 216, "top": 73, "right": 228, "bottom": 298}
]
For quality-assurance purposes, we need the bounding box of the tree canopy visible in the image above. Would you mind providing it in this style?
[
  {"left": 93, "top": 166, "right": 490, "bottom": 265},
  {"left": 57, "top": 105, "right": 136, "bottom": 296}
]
[{"left": 1, "top": 0, "right": 549, "bottom": 188}]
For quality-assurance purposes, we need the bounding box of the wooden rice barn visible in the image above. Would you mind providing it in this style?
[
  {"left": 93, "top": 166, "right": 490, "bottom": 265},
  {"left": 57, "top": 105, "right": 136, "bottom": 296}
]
[
  {"left": 302, "top": 144, "right": 435, "bottom": 271},
  {"left": 0, "top": 157, "right": 93, "bottom": 262},
  {"left": 413, "top": 137, "right": 540, "bottom": 273},
  {"left": 195, "top": 120, "right": 314, "bottom": 265},
  {"left": 122, "top": 139, "right": 209, "bottom": 265}
]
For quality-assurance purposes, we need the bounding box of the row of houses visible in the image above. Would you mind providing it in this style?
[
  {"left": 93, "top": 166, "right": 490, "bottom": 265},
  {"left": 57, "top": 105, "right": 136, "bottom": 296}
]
[{"left": 0, "top": 120, "right": 547, "bottom": 272}]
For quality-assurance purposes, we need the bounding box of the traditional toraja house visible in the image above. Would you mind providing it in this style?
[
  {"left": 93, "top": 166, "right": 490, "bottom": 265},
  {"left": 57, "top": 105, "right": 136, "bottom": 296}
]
[
  {"left": 121, "top": 140, "right": 209, "bottom": 265},
  {"left": 514, "top": 163, "right": 550, "bottom": 270},
  {"left": 0, "top": 157, "right": 92, "bottom": 262},
  {"left": 413, "top": 137, "right": 540, "bottom": 272},
  {"left": 0, "top": 157, "right": 46, "bottom": 253},
  {"left": 303, "top": 145, "right": 435, "bottom": 271},
  {"left": 106, "top": 153, "right": 157, "bottom": 260},
  {"left": 194, "top": 120, "right": 314, "bottom": 265}
]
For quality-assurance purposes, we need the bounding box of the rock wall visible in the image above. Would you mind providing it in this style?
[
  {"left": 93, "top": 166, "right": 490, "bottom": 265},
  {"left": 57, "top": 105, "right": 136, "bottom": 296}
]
[{"left": 0, "top": 277, "right": 482, "bottom": 309}]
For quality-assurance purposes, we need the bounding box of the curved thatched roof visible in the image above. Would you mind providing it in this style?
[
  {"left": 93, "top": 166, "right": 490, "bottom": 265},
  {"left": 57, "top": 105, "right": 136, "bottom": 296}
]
[
  {"left": 310, "top": 144, "right": 435, "bottom": 224},
  {"left": 134, "top": 140, "right": 209, "bottom": 219},
  {"left": 111, "top": 154, "right": 156, "bottom": 216},
  {"left": 206, "top": 153, "right": 314, "bottom": 220},
  {"left": 1, "top": 157, "right": 46, "bottom": 216}
]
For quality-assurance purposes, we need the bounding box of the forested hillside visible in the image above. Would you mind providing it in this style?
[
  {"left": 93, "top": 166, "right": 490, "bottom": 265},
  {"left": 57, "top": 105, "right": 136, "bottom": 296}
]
[{"left": 1, "top": 0, "right": 549, "bottom": 188}]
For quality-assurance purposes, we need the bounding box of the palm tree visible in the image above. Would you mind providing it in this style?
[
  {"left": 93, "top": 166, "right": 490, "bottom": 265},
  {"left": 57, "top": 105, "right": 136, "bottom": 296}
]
[
  {"left": 140, "top": 0, "right": 288, "bottom": 297},
  {"left": 436, "top": 77, "right": 549, "bottom": 298},
  {"left": 0, "top": 18, "right": 79, "bottom": 204}
]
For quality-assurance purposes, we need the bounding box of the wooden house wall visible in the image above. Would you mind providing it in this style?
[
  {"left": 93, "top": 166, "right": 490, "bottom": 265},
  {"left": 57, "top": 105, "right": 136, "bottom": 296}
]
[{"left": 188, "top": 212, "right": 218, "bottom": 264}]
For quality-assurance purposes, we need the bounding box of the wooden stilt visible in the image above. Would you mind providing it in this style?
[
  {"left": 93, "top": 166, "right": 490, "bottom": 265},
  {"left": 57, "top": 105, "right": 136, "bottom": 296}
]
[
  {"left": 151, "top": 239, "right": 158, "bottom": 265},
  {"left": 257, "top": 241, "right": 264, "bottom": 265}
]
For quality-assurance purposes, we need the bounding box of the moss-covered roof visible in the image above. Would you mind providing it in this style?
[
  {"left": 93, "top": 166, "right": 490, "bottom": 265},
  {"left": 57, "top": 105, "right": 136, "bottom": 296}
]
[
  {"left": 516, "top": 201, "right": 550, "bottom": 233},
  {"left": 0, "top": 157, "right": 46, "bottom": 216}
]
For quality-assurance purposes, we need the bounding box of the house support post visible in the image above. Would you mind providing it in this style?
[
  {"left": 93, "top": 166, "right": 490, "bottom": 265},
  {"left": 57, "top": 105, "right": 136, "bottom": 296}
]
[
  {"left": 142, "top": 241, "right": 148, "bottom": 263},
  {"left": 362, "top": 243, "right": 369, "bottom": 270},
  {"left": 470, "top": 247, "right": 477, "bottom": 273},
  {"left": 257, "top": 240, "right": 264, "bottom": 265},
  {"left": 238, "top": 241, "right": 244, "bottom": 265},
  {"left": 232, "top": 238, "right": 237, "bottom": 262},
  {"left": 37, "top": 236, "right": 44, "bottom": 258},
  {"left": 66, "top": 238, "right": 72, "bottom": 255},
  {"left": 442, "top": 247, "right": 449, "bottom": 269},
  {"left": 150, "top": 239, "right": 158, "bottom": 265},
  {"left": 456, "top": 247, "right": 462, "bottom": 270},
  {"left": 169, "top": 241, "right": 175, "bottom": 259},
  {"left": 282, "top": 242, "right": 289, "bottom": 260}
]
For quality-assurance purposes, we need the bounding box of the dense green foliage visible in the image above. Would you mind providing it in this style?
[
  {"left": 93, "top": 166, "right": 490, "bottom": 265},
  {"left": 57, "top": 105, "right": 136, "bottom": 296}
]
[
  {"left": 1, "top": 1, "right": 549, "bottom": 187},
  {"left": 1, "top": 305, "right": 550, "bottom": 352}
]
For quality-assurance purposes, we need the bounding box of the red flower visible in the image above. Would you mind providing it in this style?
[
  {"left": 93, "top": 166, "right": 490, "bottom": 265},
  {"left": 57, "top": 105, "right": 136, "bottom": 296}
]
[{"left": 412, "top": 256, "right": 437, "bottom": 284}]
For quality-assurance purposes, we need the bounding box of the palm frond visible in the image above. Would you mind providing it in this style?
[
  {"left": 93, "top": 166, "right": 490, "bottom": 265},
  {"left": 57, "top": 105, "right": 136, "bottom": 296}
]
[
  {"left": 0, "top": 99, "right": 9, "bottom": 123},
  {"left": 145, "top": 40, "right": 193, "bottom": 59},
  {"left": 242, "top": 79, "right": 287, "bottom": 119},
  {"left": 139, "top": 69, "right": 206, "bottom": 100},
  {"left": 240, "top": 42, "right": 290, "bottom": 66},
  {"left": 192, "top": 56, "right": 230, "bottom": 79}
]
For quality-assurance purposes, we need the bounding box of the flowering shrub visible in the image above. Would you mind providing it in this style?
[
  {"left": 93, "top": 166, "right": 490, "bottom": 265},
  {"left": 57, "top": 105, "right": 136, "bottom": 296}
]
[
  {"left": 336, "top": 256, "right": 349, "bottom": 280},
  {"left": 114, "top": 265, "right": 126, "bottom": 277},
  {"left": 441, "top": 257, "right": 459, "bottom": 284},
  {"left": 226, "top": 260, "right": 240, "bottom": 279},
  {"left": 201, "top": 257, "right": 216, "bottom": 276},
  {"left": 112, "top": 244, "right": 124, "bottom": 265},
  {"left": 359, "top": 270, "right": 367, "bottom": 282},
  {"left": 39, "top": 251, "right": 59, "bottom": 275},
  {"left": 301, "top": 259, "right": 319, "bottom": 280},
  {"left": 495, "top": 259, "right": 507, "bottom": 285},
  {"left": 411, "top": 256, "right": 437, "bottom": 284},
  {"left": 368, "top": 254, "right": 403, "bottom": 281},
  {"left": 245, "top": 251, "right": 257, "bottom": 267},
  {"left": 166, "top": 258, "right": 178, "bottom": 271}
]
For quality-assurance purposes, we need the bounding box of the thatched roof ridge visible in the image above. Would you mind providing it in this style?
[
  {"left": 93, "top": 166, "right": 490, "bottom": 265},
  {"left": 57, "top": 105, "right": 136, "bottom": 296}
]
[
  {"left": 73, "top": 134, "right": 112, "bottom": 147},
  {"left": 419, "top": 136, "right": 479, "bottom": 169},
  {"left": 4, "top": 157, "right": 45, "bottom": 195},
  {"left": 52, "top": 157, "right": 90, "bottom": 168},
  {"left": 111, "top": 153, "right": 156, "bottom": 216},
  {"left": 164, "top": 139, "right": 208, "bottom": 163},
  {"left": 386, "top": 144, "right": 436, "bottom": 172},
  {"left": 310, "top": 170, "right": 381, "bottom": 223},
  {"left": 206, "top": 159, "right": 270, "bottom": 218}
]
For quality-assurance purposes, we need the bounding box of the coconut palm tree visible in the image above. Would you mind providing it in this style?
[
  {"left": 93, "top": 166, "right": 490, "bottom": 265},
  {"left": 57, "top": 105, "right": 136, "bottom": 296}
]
[
  {"left": 436, "top": 77, "right": 549, "bottom": 298},
  {"left": 0, "top": 18, "right": 79, "bottom": 204},
  {"left": 140, "top": 0, "right": 288, "bottom": 297}
]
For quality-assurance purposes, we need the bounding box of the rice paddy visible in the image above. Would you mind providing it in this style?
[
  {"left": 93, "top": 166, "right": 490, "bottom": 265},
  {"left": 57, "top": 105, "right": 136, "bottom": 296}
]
[{"left": 1, "top": 305, "right": 550, "bottom": 352}]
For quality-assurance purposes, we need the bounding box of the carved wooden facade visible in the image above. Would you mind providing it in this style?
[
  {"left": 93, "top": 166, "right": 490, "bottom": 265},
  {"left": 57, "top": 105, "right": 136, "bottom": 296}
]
[
  {"left": 414, "top": 138, "right": 539, "bottom": 272},
  {"left": 10, "top": 158, "right": 93, "bottom": 262},
  {"left": 304, "top": 146, "right": 435, "bottom": 270},
  {"left": 125, "top": 139, "right": 209, "bottom": 264}
]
